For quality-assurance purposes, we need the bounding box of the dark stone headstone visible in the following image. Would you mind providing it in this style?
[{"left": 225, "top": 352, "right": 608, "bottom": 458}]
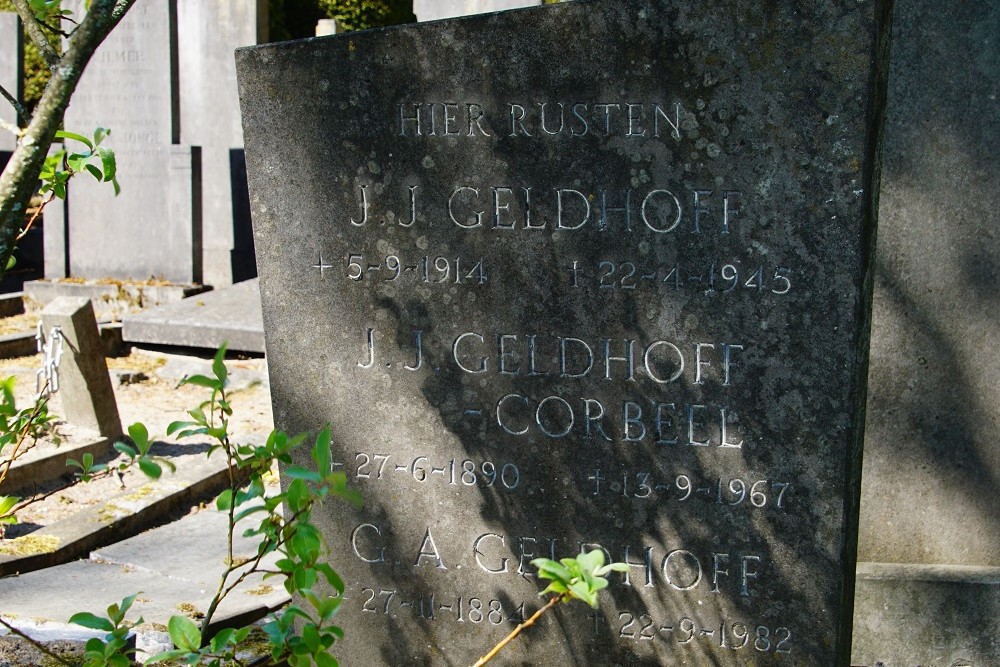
[{"left": 237, "top": 1, "right": 891, "bottom": 664}]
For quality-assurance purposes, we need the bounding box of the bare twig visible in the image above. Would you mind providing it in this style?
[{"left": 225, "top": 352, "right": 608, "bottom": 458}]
[
  {"left": 17, "top": 192, "right": 54, "bottom": 241},
  {"left": 0, "top": 83, "right": 29, "bottom": 126},
  {"left": 470, "top": 595, "right": 563, "bottom": 667}
]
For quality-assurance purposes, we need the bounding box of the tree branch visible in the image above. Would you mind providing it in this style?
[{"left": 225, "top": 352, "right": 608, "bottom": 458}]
[
  {"left": 0, "top": 0, "right": 139, "bottom": 275},
  {"left": 0, "top": 83, "right": 29, "bottom": 126},
  {"left": 10, "top": 0, "right": 60, "bottom": 69}
]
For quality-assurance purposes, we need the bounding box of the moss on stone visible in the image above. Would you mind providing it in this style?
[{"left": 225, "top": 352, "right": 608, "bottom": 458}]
[{"left": 0, "top": 534, "right": 59, "bottom": 556}]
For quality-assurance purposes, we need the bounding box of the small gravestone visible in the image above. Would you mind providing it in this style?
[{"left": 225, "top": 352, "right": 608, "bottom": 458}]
[
  {"left": 238, "top": 1, "right": 891, "bottom": 664},
  {"left": 40, "top": 297, "right": 122, "bottom": 439},
  {"left": 0, "top": 11, "right": 21, "bottom": 154},
  {"left": 54, "top": 0, "right": 200, "bottom": 283}
]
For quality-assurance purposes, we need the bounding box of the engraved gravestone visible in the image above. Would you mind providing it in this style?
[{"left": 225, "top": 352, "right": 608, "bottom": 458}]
[
  {"left": 56, "top": 0, "right": 201, "bottom": 282},
  {"left": 237, "top": 1, "right": 891, "bottom": 664}
]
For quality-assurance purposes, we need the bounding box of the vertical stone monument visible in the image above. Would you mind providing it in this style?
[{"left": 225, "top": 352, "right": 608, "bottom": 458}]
[
  {"left": 238, "top": 1, "right": 892, "bottom": 664},
  {"left": 0, "top": 11, "right": 22, "bottom": 155},
  {"left": 57, "top": 0, "right": 201, "bottom": 283},
  {"left": 177, "top": 0, "right": 267, "bottom": 286},
  {"left": 851, "top": 1, "right": 1000, "bottom": 664}
]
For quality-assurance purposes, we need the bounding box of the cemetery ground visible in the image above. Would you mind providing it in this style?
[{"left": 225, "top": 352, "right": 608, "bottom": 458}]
[{"left": 0, "top": 322, "right": 288, "bottom": 662}]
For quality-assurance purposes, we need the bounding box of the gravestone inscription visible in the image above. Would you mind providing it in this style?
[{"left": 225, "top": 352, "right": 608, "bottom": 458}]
[{"left": 238, "top": 1, "right": 891, "bottom": 664}]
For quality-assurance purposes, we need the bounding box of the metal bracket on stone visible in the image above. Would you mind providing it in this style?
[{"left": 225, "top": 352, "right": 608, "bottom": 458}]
[{"left": 34, "top": 322, "right": 63, "bottom": 400}]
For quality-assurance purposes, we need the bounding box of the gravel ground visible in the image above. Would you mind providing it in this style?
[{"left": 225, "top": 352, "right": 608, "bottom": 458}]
[{"left": 0, "top": 347, "right": 275, "bottom": 538}]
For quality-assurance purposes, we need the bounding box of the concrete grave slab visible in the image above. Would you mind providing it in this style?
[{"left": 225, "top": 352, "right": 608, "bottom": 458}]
[{"left": 122, "top": 278, "right": 263, "bottom": 353}]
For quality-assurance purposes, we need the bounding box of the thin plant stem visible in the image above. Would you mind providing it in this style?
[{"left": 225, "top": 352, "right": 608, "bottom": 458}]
[
  {"left": 470, "top": 594, "right": 563, "bottom": 667},
  {"left": 17, "top": 192, "right": 54, "bottom": 241}
]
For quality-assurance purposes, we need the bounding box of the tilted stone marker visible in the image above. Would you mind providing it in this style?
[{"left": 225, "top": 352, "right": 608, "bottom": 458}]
[
  {"left": 238, "top": 1, "right": 891, "bottom": 664},
  {"left": 41, "top": 297, "right": 122, "bottom": 439}
]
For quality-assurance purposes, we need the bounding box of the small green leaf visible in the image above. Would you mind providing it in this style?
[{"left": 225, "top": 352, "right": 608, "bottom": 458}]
[
  {"left": 145, "top": 649, "right": 191, "bottom": 664},
  {"left": 84, "top": 163, "right": 103, "bottom": 181},
  {"left": 181, "top": 374, "right": 220, "bottom": 390},
  {"left": 166, "top": 420, "right": 194, "bottom": 435},
  {"left": 0, "top": 495, "right": 19, "bottom": 516},
  {"left": 138, "top": 457, "right": 162, "bottom": 479},
  {"left": 216, "top": 488, "right": 233, "bottom": 511},
  {"left": 55, "top": 130, "right": 93, "bottom": 150},
  {"left": 313, "top": 425, "right": 332, "bottom": 476},
  {"left": 167, "top": 615, "right": 201, "bottom": 652},
  {"left": 68, "top": 612, "right": 115, "bottom": 632},
  {"left": 212, "top": 344, "right": 229, "bottom": 385},
  {"left": 127, "top": 422, "right": 149, "bottom": 453}
]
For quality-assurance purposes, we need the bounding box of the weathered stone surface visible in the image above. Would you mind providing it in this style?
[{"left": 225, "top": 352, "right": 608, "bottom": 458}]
[
  {"left": 57, "top": 0, "right": 201, "bottom": 282},
  {"left": 857, "top": 0, "right": 1000, "bottom": 569},
  {"left": 238, "top": 1, "right": 891, "bottom": 664},
  {"left": 122, "top": 278, "right": 264, "bottom": 353},
  {"left": 414, "top": 0, "right": 539, "bottom": 22},
  {"left": 850, "top": 2, "right": 1000, "bottom": 664},
  {"left": 177, "top": 0, "right": 266, "bottom": 287},
  {"left": 0, "top": 11, "right": 21, "bottom": 153},
  {"left": 40, "top": 296, "right": 121, "bottom": 438},
  {"left": 852, "top": 563, "right": 1000, "bottom": 667}
]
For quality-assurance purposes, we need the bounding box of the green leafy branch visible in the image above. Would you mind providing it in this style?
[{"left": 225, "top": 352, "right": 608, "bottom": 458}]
[
  {"left": 0, "top": 375, "right": 58, "bottom": 538},
  {"left": 68, "top": 594, "right": 144, "bottom": 667},
  {"left": 471, "top": 549, "right": 628, "bottom": 667},
  {"left": 59, "top": 344, "right": 361, "bottom": 667}
]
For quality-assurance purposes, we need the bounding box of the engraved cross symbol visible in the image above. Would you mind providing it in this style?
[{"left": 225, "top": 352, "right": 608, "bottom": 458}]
[{"left": 313, "top": 251, "right": 334, "bottom": 276}]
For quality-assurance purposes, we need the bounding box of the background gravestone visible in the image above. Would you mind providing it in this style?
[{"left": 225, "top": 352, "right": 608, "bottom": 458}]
[
  {"left": 0, "top": 11, "right": 21, "bottom": 155},
  {"left": 58, "top": 0, "right": 200, "bottom": 283},
  {"left": 238, "top": 1, "right": 891, "bottom": 664},
  {"left": 851, "top": 1, "right": 1000, "bottom": 664},
  {"left": 177, "top": 0, "right": 266, "bottom": 286},
  {"left": 413, "top": 0, "right": 539, "bottom": 21}
]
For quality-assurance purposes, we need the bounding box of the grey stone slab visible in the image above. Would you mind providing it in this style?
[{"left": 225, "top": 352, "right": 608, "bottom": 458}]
[
  {"left": 177, "top": 0, "right": 265, "bottom": 287},
  {"left": 857, "top": 0, "right": 1000, "bottom": 569},
  {"left": 414, "top": 0, "right": 539, "bottom": 21},
  {"left": 0, "top": 446, "right": 236, "bottom": 576},
  {"left": 238, "top": 1, "right": 891, "bottom": 664},
  {"left": 40, "top": 297, "right": 122, "bottom": 438},
  {"left": 851, "top": 563, "right": 1000, "bottom": 667},
  {"left": 0, "top": 12, "right": 21, "bottom": 153},
  {"left": 61, "top": 0, "right": 201, "bottom": 282},
  {"left": 122, "top": 278, "right": 263, "bottom": 353}
]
